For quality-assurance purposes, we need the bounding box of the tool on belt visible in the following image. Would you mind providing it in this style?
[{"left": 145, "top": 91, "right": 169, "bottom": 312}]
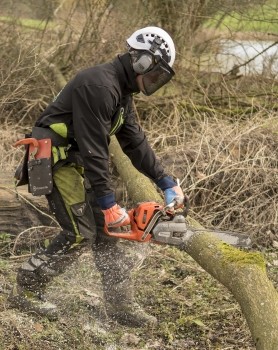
[
  {"left": 14, "top": 137, "right": 53, "bottom": 196},
  {"left": 104, "top": 198, "right": 251, "bottom": 248}
]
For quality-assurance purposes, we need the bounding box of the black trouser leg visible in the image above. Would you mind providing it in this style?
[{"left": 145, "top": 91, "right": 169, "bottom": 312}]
[
  {"left": 17, "top": 164, "right": 93, "bottom": 293},
  {"left": 89, "top": 191, "right": 135, "bottom": 303}
]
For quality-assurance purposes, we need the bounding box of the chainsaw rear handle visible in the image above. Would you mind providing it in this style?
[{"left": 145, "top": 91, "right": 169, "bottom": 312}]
[
  {"left": 103, "top": 218, "right": 152, "bottom": 242},
  {"left": 104, "top": 201, "right": 164, "bottom": 242}
]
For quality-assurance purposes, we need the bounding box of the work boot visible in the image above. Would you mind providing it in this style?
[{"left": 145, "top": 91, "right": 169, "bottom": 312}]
[
  {"left": 105, "top": 299, "right": 157, "bottom": 327},
  {"left": 8, "top": 284, "right": 58, "bottom": 321},
  {"left": 102, "top": 279, "right": 157, "bottom": 328},
  {"left": 8, "top": 249, "right": 76, "bottom": 320}
]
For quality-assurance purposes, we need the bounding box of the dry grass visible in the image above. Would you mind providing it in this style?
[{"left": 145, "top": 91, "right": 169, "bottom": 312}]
[
  {"left": 132, "top": 95, "right": 278, "bottom": 247},
  {"left": 0, "top": 125, "right": 28, "bottom": 172}
]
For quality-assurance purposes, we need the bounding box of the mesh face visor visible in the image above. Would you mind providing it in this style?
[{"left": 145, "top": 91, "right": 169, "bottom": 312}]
[{"left": 142, "top": 58, "right": 175, "bottom": 96}]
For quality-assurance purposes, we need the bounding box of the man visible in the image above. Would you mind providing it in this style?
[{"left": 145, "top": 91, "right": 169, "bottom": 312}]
[{"left": 9, "top": 26, "right": 184, "bottom": 327}]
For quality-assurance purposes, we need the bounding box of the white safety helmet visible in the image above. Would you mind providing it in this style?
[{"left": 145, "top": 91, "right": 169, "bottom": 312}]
[
  {"left": 126, "top": 26, "right": 176, "bottom": 95},
  {"left": 126, "top": 26, "right": 175, "bottom": 67}
]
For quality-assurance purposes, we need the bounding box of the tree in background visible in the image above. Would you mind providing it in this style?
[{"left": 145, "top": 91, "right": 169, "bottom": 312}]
[{"left": 139, "top": 0, "right": 268, "bottom": 49}]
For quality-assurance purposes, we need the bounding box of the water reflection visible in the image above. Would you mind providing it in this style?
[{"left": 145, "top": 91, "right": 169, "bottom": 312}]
[{"left": 216, "top": 40, "right": 278, "bottom": 75}]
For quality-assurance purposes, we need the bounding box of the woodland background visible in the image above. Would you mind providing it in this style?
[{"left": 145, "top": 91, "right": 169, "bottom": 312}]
[{"left": 0, "top": 1, "right": 277, "bottom": 349}]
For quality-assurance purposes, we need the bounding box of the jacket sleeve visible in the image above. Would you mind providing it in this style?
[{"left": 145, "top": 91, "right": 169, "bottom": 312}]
[
  {"left": 115, "top": 98, "right": 167, "bottom": 183},
  {"left": 72, "top": 84, "right": 115, "bottom": 198}
]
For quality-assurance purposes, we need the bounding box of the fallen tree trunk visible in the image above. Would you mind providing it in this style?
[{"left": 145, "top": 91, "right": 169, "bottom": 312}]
[
  {"left": 109, "top": 137, "right": 162, "bottom": 205},
  {"left": 183, "top": 222, "right": 278, "bottom": 350},
  {"left": 110, "top": 135, "right": 278, "bottom": 350}
]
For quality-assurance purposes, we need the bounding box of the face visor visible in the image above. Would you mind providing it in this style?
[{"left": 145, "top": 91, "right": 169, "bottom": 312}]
[{"left": 141, "top": 56, "right": 175, "bottom": 96}]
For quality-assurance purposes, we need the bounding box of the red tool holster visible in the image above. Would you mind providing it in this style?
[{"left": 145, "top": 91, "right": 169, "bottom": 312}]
[{"left": 14, "top": 137, "right": 53, "bottom": 196}]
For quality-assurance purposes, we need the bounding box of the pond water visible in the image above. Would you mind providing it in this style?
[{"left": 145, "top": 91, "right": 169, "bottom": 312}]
[{"left": 215, "top": 39, "right": 278, "bottom": 76}]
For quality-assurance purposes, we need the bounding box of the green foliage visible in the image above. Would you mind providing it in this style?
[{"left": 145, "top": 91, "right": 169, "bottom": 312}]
[
  {"left": 0, "top": 16, "right": 54, "bottom": 30},
  {"left": 0, "top": 232, "right": 11, "bottom": 241},
  {"left": 206, "top": 0, "right": 278, "bottom": 33}
]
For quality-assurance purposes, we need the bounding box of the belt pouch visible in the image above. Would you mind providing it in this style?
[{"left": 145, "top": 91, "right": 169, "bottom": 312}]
[{"left": 28, "top": 139, "right": 53, "bottom": 196}]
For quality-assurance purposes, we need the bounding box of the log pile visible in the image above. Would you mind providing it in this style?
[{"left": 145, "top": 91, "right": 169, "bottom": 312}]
[{"left": 0, "top": 171, "right": 53, "bottom": 237}]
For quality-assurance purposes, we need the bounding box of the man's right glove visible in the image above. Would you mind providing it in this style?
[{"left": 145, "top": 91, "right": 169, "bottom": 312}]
[
  {"left": 102, "top": 204, "right": 130, "bottom": 228},
  {"left": 96, "top": 193, "right": 130, "bottom": 228}
]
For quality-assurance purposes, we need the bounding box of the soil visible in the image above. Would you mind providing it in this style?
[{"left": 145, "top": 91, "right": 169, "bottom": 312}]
[{"left": 0, "top": 239, "right": 277, "bottom": 350}]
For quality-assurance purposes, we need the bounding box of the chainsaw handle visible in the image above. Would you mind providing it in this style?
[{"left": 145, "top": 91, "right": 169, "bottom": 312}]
[
  {"left": 104, "top": 214, "right": 152, "bottom": 242},
  {"left": 165, "top": 195, "right": 190, "bottom": 217},
  {"left": 182, "top": 195, "right": 190, "bottom": 217}
]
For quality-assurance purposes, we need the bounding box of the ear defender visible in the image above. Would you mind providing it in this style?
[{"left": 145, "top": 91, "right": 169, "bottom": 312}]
[
  {"left": 131, "top": 37, "right": 163, "bottom": 74},
  {"left": 132, "top": 52, "right": 154, "bottom": 74}
]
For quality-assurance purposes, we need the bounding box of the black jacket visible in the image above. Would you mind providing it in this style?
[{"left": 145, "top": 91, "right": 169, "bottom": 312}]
[{"left": 35, "top": 53, "right": 166, "bottom": 199}]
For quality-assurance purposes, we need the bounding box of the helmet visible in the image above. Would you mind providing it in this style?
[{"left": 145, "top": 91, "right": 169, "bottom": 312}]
[
  {"left": 126, "top": 26, "right": 176, "bottom": 96},
  {"left": 126, "top": 26, "right": 175, "bottom": 67}
]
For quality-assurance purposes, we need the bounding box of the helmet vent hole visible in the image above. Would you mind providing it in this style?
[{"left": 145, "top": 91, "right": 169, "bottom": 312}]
[{"left": 136, "top": 34, "right": 145, "bottom": 43}]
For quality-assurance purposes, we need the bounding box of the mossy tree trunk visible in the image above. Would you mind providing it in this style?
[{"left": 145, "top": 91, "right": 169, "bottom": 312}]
[
  {"left": 110, "top": 136, "right": 278, "bottom": 350},
  {"left": 183, "top": 224, "right": 278, "bottom": 350},
  {"left": 109, "top": 137, "right": 163, "bottom": 205}
]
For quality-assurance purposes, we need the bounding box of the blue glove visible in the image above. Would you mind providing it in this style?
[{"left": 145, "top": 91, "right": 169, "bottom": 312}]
[
  {"left": 164, "top": 186, "right": 184, "bottom": 207},
  {"left": 156, "top": 176, "right": 185, "bottom": 208}
]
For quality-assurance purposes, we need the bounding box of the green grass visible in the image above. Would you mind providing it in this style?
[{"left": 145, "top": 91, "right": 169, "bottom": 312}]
[
  {"left": 0, "top": 16, "right": 55, "bottom": 30},
  {"left": 206, "top": 0, "right": 278, "bottom": 34}
]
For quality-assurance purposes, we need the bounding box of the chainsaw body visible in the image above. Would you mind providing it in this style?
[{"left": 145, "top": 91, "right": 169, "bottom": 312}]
[
  {"left": 104, "top": 201, "right": 251, "bottom": 248},
  {"left": 104, "top": 201, "right": 166, "bottom": 243},
  {"left": 104, "top": 201, "right": 195, "bottom": 246}
]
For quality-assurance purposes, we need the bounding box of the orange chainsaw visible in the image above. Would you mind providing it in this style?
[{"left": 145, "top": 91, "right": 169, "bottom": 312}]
[{"left": 104, "top": 199, "right": 251, "bottom": 248}]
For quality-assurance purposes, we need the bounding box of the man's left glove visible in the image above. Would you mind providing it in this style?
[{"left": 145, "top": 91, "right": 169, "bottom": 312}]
[
  {"left": 164, "top": 186, "right": 184, "bottom": 208},
  {"left": 156, "top": 176, "right": 185, "bottom": 208},
  {"left": 102, "top": 204, "right": 130, "bottom": 228}
]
